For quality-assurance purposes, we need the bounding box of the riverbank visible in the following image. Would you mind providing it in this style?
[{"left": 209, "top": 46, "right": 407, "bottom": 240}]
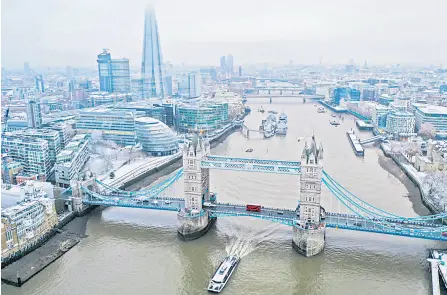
[
  {"left": 380, "top": 143, "right": 444, "bottom": 217},
  {"left": 1, "top": 215, "right": 90, "bottom": 287}
]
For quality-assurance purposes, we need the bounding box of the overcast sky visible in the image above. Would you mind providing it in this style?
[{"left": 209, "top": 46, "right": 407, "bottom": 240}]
[{"left": 2, "top": 0, "right": 446, "bottom": 70}]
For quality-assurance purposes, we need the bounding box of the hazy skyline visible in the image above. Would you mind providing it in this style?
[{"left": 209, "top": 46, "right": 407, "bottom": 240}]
[{"left": 2, "top": 0, "right": 447, "bottom": 70}]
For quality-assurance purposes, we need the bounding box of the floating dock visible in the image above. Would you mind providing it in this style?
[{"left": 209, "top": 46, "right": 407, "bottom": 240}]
[
  {"left": 356, "top": 120, "right": 374, "bottom": 131},
  {"left": 428, "top": 258, "right": 441, "bottom": 295},
  {"left": 347, "top": 131, "right": 364, "bottom": 156},
  {"left": 431, "top": 250, "right": 447, "bottom": 291}
]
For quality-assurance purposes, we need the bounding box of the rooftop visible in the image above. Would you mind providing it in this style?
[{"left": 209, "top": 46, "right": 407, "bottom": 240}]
[{"left": 416, "top": 105, "right": 447, "bottom": 115}]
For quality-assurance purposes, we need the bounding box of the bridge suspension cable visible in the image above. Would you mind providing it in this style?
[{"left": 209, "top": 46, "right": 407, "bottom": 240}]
[
  {"left": 95, "top": 168, "right": 183, "bottom": 197},
  {"left": 323, "top": 171, "right": 447, "bottom": 222}
]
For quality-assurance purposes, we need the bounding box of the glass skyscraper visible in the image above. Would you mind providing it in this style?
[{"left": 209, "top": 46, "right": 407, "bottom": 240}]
[
  {"left": 97, "top": 49, "right": 131, "bottom": 93},
  {"left": 141, "top": 5, "right": 167, "bottom": 98}
]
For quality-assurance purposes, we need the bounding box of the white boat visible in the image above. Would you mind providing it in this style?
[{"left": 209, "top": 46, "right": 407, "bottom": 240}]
[
  {"left": 208, "top": 255, "right": 240, "bottom": 293},
  {"left": 276, "top": 113, "right": 288, "bottom": 135},
  {"left": 317, "top": 107, "right": 325, "bottom": 113},
  {"left": 263, "top": 121, "right": 275, "bottom": 138}
]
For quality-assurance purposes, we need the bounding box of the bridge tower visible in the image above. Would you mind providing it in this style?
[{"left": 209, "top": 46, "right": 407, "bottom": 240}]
[
  {"left": 70, "top": 175, "right": 98, "bottom": 216},
  {"left": 177, "top": 133, "right": 215, "bottom": 241},
  {"left": 292, "top": 136, "right": 325, "bottom": 257}
]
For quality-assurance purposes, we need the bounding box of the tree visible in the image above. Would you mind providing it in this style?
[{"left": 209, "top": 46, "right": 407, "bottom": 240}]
[
  {"left": 423, "top": 172, "right": 447, "bottom": 208},
  {"left": 418, "top": 123, "right": 436, "bottom": 140}
]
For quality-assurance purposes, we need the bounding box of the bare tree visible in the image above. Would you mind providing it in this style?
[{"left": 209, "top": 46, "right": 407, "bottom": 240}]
[
  {"left": 424, "top": 172, "right": 447, "bottom": 207},
  {"left": 418, "top": 123, "right": 436, "bottom": 140}
]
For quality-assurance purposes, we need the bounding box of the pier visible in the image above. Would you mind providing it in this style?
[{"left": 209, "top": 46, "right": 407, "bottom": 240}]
[
  {"left": 347, "top": 131, "right": 364, "bottom": 156},
  {"left": 427, "top": 258, "right": 441, "bottom": 295},
  {"left": 356, "top": 120, "right": 374, "bottom": 131}
]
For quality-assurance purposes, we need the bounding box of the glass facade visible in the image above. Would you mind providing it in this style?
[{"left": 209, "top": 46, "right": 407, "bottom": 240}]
[
  {"left": 141, "top": 5, "right": 167, "bottom": 98},
  {"left": 12, "top": 129, "right": 61, "bottom": 166},
  {"left": 26, "top": 98, "right": 42, "bottom": 128},
  {"left": 76, "top": 110, "right": 140, "bottom": 146},
  {"left": 177, "top": 72, "right": 202, "bottom": 98},
  {"left": 175, "top": 101, "right": 229, "bottom": 133},
  {"left": 414, "top": 105, "right": 447, "bottom": 136},
  {"left": 135, "top": 117, "right": 179, "bottom": 156},
  {"left": 97, "top": 50, "right": 130, "bottom": 93}
]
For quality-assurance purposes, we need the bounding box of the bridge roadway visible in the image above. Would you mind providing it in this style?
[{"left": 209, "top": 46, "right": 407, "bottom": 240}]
[
  {"left": 201, "top": 155, "right": 302, "bottom": 175},
  {"left": 83, "top": 196, "right": 447, "bottom": 241}
]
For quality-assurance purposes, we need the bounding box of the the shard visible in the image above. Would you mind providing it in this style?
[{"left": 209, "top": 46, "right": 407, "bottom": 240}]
[{"left": 141, "top": 5, "right": 166, "bottom": 98}]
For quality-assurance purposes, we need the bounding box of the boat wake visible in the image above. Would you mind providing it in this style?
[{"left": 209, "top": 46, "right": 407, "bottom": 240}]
[{"left": 224, "top": 224, "right": 279, "bottom": 258}]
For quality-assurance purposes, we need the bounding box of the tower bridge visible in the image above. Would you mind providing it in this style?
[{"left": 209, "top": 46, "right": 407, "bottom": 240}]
[{"left": 73, "top": 134, "right": 447, "bottom": 258}]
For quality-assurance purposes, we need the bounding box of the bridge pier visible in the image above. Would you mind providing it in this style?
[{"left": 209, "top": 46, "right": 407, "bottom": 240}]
[
  {"left": 177, "top": 211, "right": 216, "bottom": 241},
  {"left": 292, "top": 226, "right": 325, "bottom": 257}
]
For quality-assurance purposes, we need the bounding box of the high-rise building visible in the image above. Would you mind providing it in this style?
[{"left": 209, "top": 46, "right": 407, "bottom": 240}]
[
  {"left": 1, "top": 135, "right": 51, "bottom": 180},
  {"left": 238, "top": 66, "right": 242, "bottom": 77},
  {"left": 220, "top": 56, "right": 226, "bottom": 73},
  {"left": 97, "top": 49, "right": 131, "bottom": 93},
  {"left": 177, "top": 72, "right": 202, "bottom": 98},
  {"left": 12, "top": 129, "right": 61, "bottom": 166},
  {"left": 24, "top": 62, "right": 30, "bottom": 74},
  {"left": 26, "top": 97, "right": 42, "bottom": 128},
  {"left": 165, "top": 76, "right": 173, "bottom": 97},
  {"left": 141, "top": 5, "right": 167, "bottom": 98},
  {"left": 35, "top": 75, "right": 44, "bottom": 93},
  {"left": 226, "top": 54, "right": 234, "bottom": 75}
]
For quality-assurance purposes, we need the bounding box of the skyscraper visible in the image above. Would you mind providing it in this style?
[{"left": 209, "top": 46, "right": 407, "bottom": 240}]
[
  {"left": 141, "top": 5, "right": 167, "bottom": 98},
  {"left": 26, "top": 97, "right": 42, "bottom": 128},
  {"left": 177, "top": 72, "right": 202, "bottom": 98},
  {"left": 220, "top": 56, "right": 226, "bottom": 73},
  {"left": 35, "top": 75, "right": 45, "bottom": 93},
  {"left": 97, "top": 49, "right": 131, "bottom": 93}
]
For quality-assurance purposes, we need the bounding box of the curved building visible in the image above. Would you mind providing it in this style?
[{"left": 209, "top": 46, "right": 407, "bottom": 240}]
[
  {"left": 141, "top": 5, "right": 167, "bottom": 98},
  {"left": 175, "top": 101, "right": 229, "bottom": 133},
  {"left": 135, "top": 117, "right": 179, "bottom": 156}
]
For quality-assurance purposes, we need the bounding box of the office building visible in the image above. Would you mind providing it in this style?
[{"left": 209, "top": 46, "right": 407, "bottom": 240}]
[
  {"left": 372, "top": 105, "right": 390, "bottom": 128},
  {"left": 131, "top": 78, "right": 144, "bottom": 100},
  {"left": 12, "top": 129, "right": 61, "bottom": 166},
  {"left": 88, "top": 92, "right": 131, "bottom": 107},
  {"left": 414, "top": 105, "right": 447, "bottom": 138},
  {"left": 177, "top": 72, "right": 202, "bottom": 98},
  {"left": 45, "top": 122, "right": 75, "bottom": 148},
  {"left": 76, "top": 109, "right": 141, "bottom": 146},
  {"left": 35, "top": 75, "right": 44, "bottom": 93},
  {"left": 1, "top": 187, "right": 57, "bottom": 260},
  {"left": 135, "top": 117, "right": 179, "bottom": 156},
  {"left": 141, "top": 5, "right": 167, "bottom": 98},
  {"left": 220, "top": 56, "right": 226, "bottom": 73},
  {"left": 55, "top": 134, "right": 90, "bottom": 188},
  {"left": 111, "top": 101, "right": 167, "bottom": 124},
  {"left": 1, "top": 135, "right": 51, "bottom": 181},
  {"left": 238, "top": 66, "right": 242, "bottom": 77},
  {"left": 175, "top": 101, "right": 229, "bottom": 133},
  {"left": 386, "top": 111, "right": 415, "bottom": 135},
  {"left": 97, "top": 49, "right": 131, "bottom": 93},
  {"left": 1, "top": 158, "right": 23, "bottom": 185},
  {"left": 26, "top": 97, "right": 42, "bottom": 128},
  {"left": 165, "top": 76, "right": 173, "bottom": 97},
  {"left": 24, "top": 62, "right": 30, "bottom": 74},
  {"left": 200, "top": 68, "right": 217, "bottom": 81}
]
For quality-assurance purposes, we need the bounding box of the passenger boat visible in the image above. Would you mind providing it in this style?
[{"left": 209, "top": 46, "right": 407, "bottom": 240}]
[
  {"left": 329, "top": 120, "right": 340, "bottom": 126},
  {"left": 208, "top": 255, "right": 240, "bottom": 293},
  {"left": 317, "top": 107, "right": 325, "bottom": 113},
  {"left": 259, "top": 106, "right": 265, "bottom": 113},
  {"left": 263, "top": 121, "right": 275, "bottom": 138},
  {"left": 276, "top": 113, "right": 288, "bottom": 135}
]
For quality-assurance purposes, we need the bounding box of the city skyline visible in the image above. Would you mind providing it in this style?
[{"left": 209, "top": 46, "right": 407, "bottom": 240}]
[{"left": 2, "top": 0, "right": 447, "bottom": 69}]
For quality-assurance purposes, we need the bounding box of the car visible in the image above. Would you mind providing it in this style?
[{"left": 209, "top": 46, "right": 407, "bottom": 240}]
[
  {"left": 164, "top": 200, "right": 172, "bottom": 205},
  {"left": 152, "top": 200, "right": 158, "bottom": 205},
  {"left": 277, "top": 211, "right": 284, "bottom": 215},
  {"left": 353, "top": 222, "right": 362, "bottom": 227}
]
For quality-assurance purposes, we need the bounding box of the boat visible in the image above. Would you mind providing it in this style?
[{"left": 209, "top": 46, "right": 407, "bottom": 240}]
[
  {"left": 331, "top": 113, "right": 337, "bottom": 117},
  {"left": 268, "top": 110, "right": 278, "bottom": 114},
  {"left": 263, "top": 121, "right": 275, "bottom": 138},
  {"left": 244, "top": 106, "right": 251, "bottom": 114},
  {"left": 245, "top": 148, "right": 253, "bottom": 152},
  {"left": 266, "top": 113, "right": 277, "bottom": 127},
  {"left": 259, "top": 106, "right": 265, "bottom": 113},
  {"left": 330, "top": 120, "right": 340, "bottom": 126},
  {"left": 317, "top": 107, "right": 325, "bottom": 113},
  {"left": 276, "top": 113, "right": 288, "bottom": 135},
  {"left": 208, "top": 255, "right": 240, "bottom": 293}
]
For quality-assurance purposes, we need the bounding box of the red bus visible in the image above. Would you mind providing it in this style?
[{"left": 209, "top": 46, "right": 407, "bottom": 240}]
[{"left": 246, "top": 204, "right": 261, "bottom": 212}]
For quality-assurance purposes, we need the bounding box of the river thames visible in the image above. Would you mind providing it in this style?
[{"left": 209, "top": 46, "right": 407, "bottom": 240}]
[{"left": 3, "top": 99, "right": 444, "bottom": 295}]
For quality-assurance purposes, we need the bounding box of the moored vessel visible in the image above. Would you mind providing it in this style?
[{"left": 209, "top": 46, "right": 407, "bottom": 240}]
[
  {"left": 276, "top": 113, "right": 288, "bottom": 135},
  {"left": 208, "top": 255, "right": 240, "bottom": 293}
]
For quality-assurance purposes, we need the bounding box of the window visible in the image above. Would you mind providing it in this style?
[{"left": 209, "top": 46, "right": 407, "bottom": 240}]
[{"left": 6, "top": 230, "right": 13, "bottom": 242}]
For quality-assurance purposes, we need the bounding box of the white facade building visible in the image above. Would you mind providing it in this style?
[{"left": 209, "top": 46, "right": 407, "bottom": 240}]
[
  {"left": 414, "top": 105, "right": 447, "bottom": 138},
  {"left": 177, "top": 72, "right": 202, "bottom": 99},
  {"left": 55, "top": 134, "right": 90, "bottom": 188},
  {"left": 386, "top": 111, "right": 415, "bottom": 135}
]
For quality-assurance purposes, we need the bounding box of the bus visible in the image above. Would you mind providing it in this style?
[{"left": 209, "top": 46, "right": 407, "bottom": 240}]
[{"left": 246, "top": 204, "right": 261, "bottom": 212}]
